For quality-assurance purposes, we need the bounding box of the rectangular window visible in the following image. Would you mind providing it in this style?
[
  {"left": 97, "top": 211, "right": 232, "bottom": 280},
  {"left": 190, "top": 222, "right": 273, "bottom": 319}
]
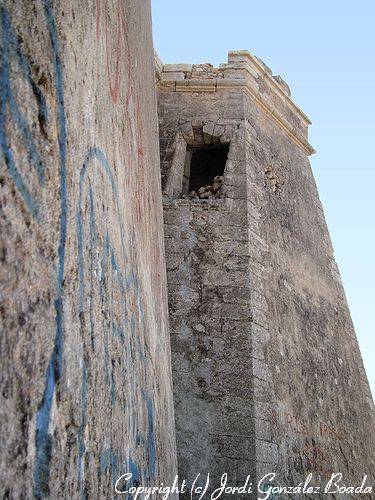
[{"left": 184, "top": 144, "right": 228, "bottom": 199}]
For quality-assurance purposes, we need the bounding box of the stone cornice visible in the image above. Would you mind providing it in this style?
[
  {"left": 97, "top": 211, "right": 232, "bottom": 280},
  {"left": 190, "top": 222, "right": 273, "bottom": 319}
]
[
  {"left": 229, "top": 51, "right": 312, "bottom": 126},
  {"left": 156, "top": 51, "right": 315, "bottom": 156}
]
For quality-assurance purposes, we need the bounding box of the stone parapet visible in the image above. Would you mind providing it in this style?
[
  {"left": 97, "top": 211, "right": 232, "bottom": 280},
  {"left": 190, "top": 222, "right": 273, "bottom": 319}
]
[{"left": 157, "top": 50, "right": 315, "bottom": 156}]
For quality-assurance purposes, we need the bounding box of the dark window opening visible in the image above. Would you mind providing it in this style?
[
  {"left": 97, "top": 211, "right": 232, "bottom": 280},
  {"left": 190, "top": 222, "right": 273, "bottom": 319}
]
[{"left": 188, "top": 145, "right": 229, "bottom": 193}]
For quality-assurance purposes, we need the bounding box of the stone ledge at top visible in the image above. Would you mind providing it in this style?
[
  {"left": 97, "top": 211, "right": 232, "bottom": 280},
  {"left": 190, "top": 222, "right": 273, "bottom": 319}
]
[
  {"left": 164, "top": 63, "right": 193, "bottom": 73},
  {"left": 155, "top": 50, "right": 315, "bottom": 156},
  {"left": 227, "top": 50, "right": 293, "bottom": 100}
]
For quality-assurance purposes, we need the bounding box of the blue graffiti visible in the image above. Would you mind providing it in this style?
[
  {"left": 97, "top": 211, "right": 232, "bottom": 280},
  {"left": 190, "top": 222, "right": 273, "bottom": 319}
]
[
  {"left": 77, "top": 361, "right": 88, "bottom": 499},
  {"left": 100, "top": 449, "right": 121, "bottom": 478},
  {"left": 1, "top": 2, "right": 158, "bottom": 495},
  {"left": 0, "top": 6, "right": 43, "bottom": 219},
  {"left": 88, "top": 183, "right": 97, "bottom": 350},
  {"left": 32, "top": 0, "right": 68, "bottom": 496},
  {"left": 77, "top": 148, "right": 129, "bottom": 401},
  {"left": 0, "top": 1, "right": 68, "bottom": 497},
  {"left": 76, "top": 147, "right": 158, "bottom": 491}
]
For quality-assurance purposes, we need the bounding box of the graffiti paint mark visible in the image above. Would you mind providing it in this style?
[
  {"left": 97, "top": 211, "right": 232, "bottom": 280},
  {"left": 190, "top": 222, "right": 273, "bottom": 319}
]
[
  {"left": 301, "top": 440, "right": 333, "bottom": 479},
  {"left": 96, "top": 0, "right": 132, "bottom": 105},
  {"left": 0, "top": 1, "right": 68, "bottom": 496},
  {"left": 100, "top": 448, "right": 121, "bottom": 479},
  {"left": 88, "top": 183, "right": 97, "bottom": 350},
  {"left": 77, "top": 362, "right": 88, "bottom": 499},
  {"left": 32, "top": 0, "right": 68, "bottom": 497},
  {"left": 2, "top": 2, "right": 160, "bottom": 494},
  {"left": 77, "top": 148, "right": 129, "bottom": 379},
  {"left": 0, "top": 6, "right": 46, "bottom": 219},
  {"left": 76, "top": 147, "right": 158, "bottom": 491},
  {"left": 96, "top": 0, "right": 150, "bottom": 229},
  {"left": 319, "top": 421, "right": 343, "bottom": 441}
]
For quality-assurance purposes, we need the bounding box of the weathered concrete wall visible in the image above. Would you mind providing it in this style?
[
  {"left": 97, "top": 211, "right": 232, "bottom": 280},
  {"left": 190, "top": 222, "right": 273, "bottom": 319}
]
[
  {"left": 158, "top": 51, "right": 375, "bottom": 491},
  {"left": 0, "top": 1, "right": 177, "bottom": 497}
]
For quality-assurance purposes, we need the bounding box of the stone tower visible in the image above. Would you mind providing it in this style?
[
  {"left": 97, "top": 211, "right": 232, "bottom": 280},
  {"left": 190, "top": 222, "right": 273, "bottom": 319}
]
[{"left": 157, "top": 51, "right": 375, "bottom": 491}]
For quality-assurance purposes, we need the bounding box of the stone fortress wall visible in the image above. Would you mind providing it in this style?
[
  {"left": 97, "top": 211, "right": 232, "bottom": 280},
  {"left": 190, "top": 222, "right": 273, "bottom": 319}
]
[
  {"left": 0, "top": 0, "right": 374, "bottom": 497},
  {"left": 157, "top": 50, "right": 375, "bottom": 491},
  {"left": 0, "top": 1, "right": 177, "bottom": 497}
]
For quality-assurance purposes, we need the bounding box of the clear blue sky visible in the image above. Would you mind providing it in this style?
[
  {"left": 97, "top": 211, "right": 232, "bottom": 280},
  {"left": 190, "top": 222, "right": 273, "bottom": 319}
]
[{"left": 152, "top": 0, "right": 375, "bottom": 397}]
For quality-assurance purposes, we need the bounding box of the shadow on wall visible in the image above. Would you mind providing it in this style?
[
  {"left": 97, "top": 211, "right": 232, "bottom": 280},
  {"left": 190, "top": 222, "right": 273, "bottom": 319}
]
[{"left": 188, "top": 144, "right": 228, "bottom": 193}]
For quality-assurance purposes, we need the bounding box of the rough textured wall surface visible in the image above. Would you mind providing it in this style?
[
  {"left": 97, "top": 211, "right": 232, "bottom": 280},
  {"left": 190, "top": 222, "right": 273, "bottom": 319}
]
[
  {"left": 0, "top": 1, "right": 177, "bottom": 497},
  {"left": 158, "top": 51, "right": 375, "bottom": 492},
  {"left": 242, "top": 74, "right": 375, "bottom": 490},
  {"left": 159, "top": 85, "right": 258, "bottom": 489}
]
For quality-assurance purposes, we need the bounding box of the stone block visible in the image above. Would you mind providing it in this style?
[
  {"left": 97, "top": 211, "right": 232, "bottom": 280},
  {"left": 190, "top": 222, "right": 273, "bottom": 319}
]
[
  {"left": 250, "top": 291, "right": 268, "bottom": 312},
  {"left": 162, "top": 71, "right": 186, "bottom": 81},
  {"left": 251, "top": 324, "right": 271, "bottom": 345},
  {"left": 256, "top": 440, "right": 278, "bottom": 464},
  {"left": 253, "top": 378, "right": 273, "bottom": 401},
  {"left": 179, "top": 121, "right": 195, "bottom": 145},
  {"left": 163, "top": 63, "right": 193, "bottom": 73},
  {"left": 255, "top": 418, "right": 272, "bottom": 441},
  {"left": 252, "top": 358, "right": 272, "bottom": 382},
  {"left": 203, "top": 121, "right": 215, "bottom": 144},
  {"left": 211, "top": 435, "right": 255, "bottom": 461},
  {"left": 203, "top": 266, "right": 249, "bottom": 287},
  {"left": 254, "top": 403, "right": 273, "bottom": 422}
]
